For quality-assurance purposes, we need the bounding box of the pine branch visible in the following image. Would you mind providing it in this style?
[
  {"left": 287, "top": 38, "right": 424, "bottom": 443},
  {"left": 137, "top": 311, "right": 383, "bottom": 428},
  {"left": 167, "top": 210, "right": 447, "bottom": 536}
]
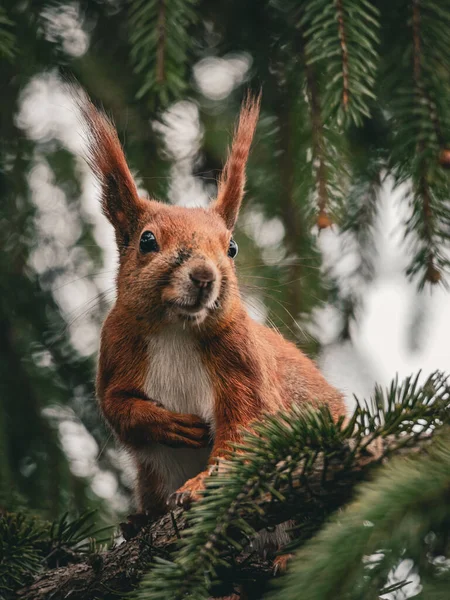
[
  {"left": 410, "top": 0, "right": 443, "bottom": 284},
  {"left": 0, "top": 7, "right": 16, "bottom": 62},
  {"left": 268, "top": 429, "right": 450, "bottom": 600},
  {"left": 336, "top": 0, "right": 350, "bottom": 109},
  {"left": 327, "top": 158, "right": 383, "bottom": 339},
  {"left": 303, "top": 46, "right": 333, "bottom": 230},
  {"left": 128, "top": 0, "right": 198, "bottom": 106},
  {"left": 16, "top": 372, "right": 450, "bottom": 599},
  {"left": 301, "top": 0, "right": 380, "bottom": 126},
  {"left": 276, "top": 95, "right": 322, "bottom": 325},
  {"left": 299, "top": 11, "right": 351, "bottom": 229},
  {"left": 271, "top": 1, "right": 352, "bottom": 228},
  {"left": 383, "top": 0, "right": 450, "bottom": 287},
  {"left": 0, "top": 514, "right": 42, "bottom": 599},
  {"left": 16, "top": 510, "right": 187, "bottom": 600},
  {"left": 138, "top": 371, "right": 449, "bottom": 600},
  {"left": 1, "top": 511, "right": 106, "bottom": 600}
]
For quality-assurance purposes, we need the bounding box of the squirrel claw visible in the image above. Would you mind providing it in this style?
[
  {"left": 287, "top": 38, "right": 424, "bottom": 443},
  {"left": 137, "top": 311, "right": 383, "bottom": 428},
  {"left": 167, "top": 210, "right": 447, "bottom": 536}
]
[
  {"left": 168, "top": 472, "right": 206, "bottom": 509},
  {"left": 167, "top": 490, "right": 192, "bottom": 510},
  {"left": 272, "top": 553, "right": 294, "bottom": 575}
]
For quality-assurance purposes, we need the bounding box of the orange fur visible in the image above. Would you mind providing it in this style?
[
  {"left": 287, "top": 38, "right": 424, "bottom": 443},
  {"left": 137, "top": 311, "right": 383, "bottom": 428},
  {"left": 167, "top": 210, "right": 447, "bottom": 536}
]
[
  {"left": 77, "top": 90, "right": 148, "bottom": 248},
  {"left": 81, "top": 90, "right": 346, "bottom": 516},
  {"left": 213, "top": 92, "right": 261, "bottom": 229}
]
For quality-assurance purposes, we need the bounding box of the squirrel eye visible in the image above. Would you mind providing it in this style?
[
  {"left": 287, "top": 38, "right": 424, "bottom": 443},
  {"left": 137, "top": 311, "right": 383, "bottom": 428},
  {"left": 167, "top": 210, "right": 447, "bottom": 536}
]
[
  {"left": 228, "top": 238, "right": 238, "bottom": 259},
  {"left": 140, "top": 231, "right": 159, "bottom": 254}
]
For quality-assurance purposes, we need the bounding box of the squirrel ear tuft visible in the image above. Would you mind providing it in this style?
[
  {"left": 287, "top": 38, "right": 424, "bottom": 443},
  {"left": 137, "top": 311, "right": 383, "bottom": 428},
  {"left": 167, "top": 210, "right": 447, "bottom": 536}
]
[
  {"left": 75, "top": 87, "right": 145, "bottom": 248},
  {"left": 212, "top": 92, "right": 261, "bottom": 230}
]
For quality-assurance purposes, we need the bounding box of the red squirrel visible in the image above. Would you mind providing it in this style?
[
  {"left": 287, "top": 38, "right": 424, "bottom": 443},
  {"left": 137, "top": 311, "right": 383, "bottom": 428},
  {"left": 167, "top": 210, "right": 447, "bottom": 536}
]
[{"left": 81, "top": 92, "right": 346, "bottom": 518}]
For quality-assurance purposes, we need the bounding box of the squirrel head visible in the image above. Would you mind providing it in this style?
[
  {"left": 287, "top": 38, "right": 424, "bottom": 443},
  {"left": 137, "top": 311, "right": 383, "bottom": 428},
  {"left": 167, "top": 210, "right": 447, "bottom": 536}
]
[{"left": 79, "top": 92, "right": 260, "bottom": 327}]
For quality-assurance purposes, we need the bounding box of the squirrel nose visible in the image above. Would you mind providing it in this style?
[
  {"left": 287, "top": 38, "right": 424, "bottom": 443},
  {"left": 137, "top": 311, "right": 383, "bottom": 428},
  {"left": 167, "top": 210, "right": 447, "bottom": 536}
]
[{"left": 189, "top": 265, "right": 216, "bottom": 289}]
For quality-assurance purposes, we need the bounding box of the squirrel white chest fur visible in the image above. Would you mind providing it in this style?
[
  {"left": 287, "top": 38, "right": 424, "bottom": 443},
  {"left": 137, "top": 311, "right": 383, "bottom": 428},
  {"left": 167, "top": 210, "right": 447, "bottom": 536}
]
[
  {"left": 141, "top": 325, "right": 215, "bottom": 494},
  {"left": 144, "top": 325, "right": 215, "bottom": 424}
]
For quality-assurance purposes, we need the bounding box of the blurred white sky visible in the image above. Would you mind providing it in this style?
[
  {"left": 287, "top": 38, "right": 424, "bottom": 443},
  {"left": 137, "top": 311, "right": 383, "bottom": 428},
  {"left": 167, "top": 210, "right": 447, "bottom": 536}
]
[
  {"left": 319, "top": 177, "right": 450, "bottom": 408},
  {"left": 14, "top": 25, "right": 450, "bottom": 512}
]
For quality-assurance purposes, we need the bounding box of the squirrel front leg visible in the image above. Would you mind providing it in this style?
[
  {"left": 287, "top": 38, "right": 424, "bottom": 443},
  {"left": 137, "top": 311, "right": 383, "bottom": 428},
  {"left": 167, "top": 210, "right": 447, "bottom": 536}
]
[
  {"left": 105, "top": 389, "right": 210, "bottom": 539},
  {"left": 169, "top": 396, "right": 257, "bottom": 508},
  {"left": 101, "top": 386, "right": 210, "bottom": 449}
]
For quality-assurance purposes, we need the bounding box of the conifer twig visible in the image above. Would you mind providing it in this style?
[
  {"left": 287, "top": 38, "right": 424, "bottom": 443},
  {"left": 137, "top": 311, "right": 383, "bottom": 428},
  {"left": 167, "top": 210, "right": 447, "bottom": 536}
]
[
  {"left": 336, "top": 0, "right": 350, "bottom": 109},
  {"left": 269, "top": 429, "right": 450, "bottom": 600},
  {"left": 304, "top": 51, "right": 331, "bottom": 229},
  {"left": 156, "top": 0, "right": 166, "bottom": 85}
]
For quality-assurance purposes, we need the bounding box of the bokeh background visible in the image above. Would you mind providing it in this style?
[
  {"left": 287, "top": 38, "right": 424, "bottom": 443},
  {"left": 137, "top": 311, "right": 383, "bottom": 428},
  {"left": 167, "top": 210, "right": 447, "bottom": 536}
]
[{"left": 1, "top": 0, "right": 450, "bottom": 525}]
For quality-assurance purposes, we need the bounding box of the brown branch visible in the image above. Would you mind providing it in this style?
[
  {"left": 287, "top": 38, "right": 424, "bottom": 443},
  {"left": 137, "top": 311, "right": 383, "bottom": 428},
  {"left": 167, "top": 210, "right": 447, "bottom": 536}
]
[
  {"left": 417, "top": 174, "right": 441, "bottom": 283},
  {"left": 412, "top": 0, "right": 443, "bottom": 146},
  {"left": 17, "top": 433, "right": 435, "bottom": 600},
  {"left": 412, "top": 0, "right": 421, "bottom": 84},
  {"left": 17, "top": 510, "right": 187, "bottom": 600},
  {"left": 156, "top": 0, "right": 166, "bottom": 84},
  {"left": 411, "top": 0, "right": 441, "bottom": 283},
  {"left": 276, "top": 98, "right": 308, "bottom": 322},
  {"left": 303, "top": 38, "right": 332, "bottom": 229},
  {"left": 336, "top": 0, "right": 349, "bottom": 108}
]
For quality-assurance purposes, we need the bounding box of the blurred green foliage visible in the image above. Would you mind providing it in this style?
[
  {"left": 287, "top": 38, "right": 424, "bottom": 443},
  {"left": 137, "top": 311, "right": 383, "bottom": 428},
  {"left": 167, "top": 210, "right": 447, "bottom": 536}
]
[{"left": 0, "top": 510, "right": 111, "bottom": 598}]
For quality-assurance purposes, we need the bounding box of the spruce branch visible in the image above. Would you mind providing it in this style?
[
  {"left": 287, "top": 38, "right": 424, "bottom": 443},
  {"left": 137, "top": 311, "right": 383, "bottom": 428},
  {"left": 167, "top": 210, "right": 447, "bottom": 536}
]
[
  {"left": 268, "top": 429, "right": 450, "bottom": 600},
  {"left": 156, "top": 0, "right": 166, "bottom": 86},
  {"left": 327, "top": 158, "right": 383, "bottom": 339},
  {"left": 301, "top": 0, "right": 380, "bottom": 126},
  {"left": 128, "top": 0, "right": 198, "bottom": 106},
  {"left": 246, "top": 84, "right": 326, "bottom": 339},
  {"left": 342, "top": 169, "right": 380, "bottom": 279},
  {"left": 138, "top": 371, "right": 450, "bottom": 600},
  {"left": 0, "top": 7, "right": 16, "bottom": 62},
  {"left": 0, "top": 514, "right": 42, "bottom": 599},
  {"left": 336, "top": 0, "right": 350, "bottom": 109},
  {"left": 384, "top": 0, "right": 450, "bottom": 286},
  {"left": 304, "top": 49, "right": 332, "bottom": 230},
  {"left": 275, "top": 94, "right": 325, "bottom": 326},
  {"left": 299, "top": 12, "right": 350, "bottom": 229},
  {"left": 0, "top": 511, "right": 107, "bottom": 600},
  {"left": 411, "top": 0, "right": 442, "bottom": 284},
  {"left": 271, "top": 1, "right": 352, "bottom": 228},
  {"left": 411, "top": 0, "right": 444, "bottom": 148},
  {"left": 271, "top": 0, "right": 353, "bottom": 231},
  {"left": 16, "top": 372, "right": 450, "bottom": 600}
]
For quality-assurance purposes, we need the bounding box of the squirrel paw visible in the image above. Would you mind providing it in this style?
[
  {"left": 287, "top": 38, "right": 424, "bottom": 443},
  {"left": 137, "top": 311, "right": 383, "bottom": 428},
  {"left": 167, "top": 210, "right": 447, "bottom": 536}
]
[
  {"left": 167, "top": 472, "right": 206, "bottom": 509},
  {"left": 273, "top": 553, "right": 294, "bottom": 575},
  {"left": 168, "top": 490, "right": 193, "bottom": 509}
]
